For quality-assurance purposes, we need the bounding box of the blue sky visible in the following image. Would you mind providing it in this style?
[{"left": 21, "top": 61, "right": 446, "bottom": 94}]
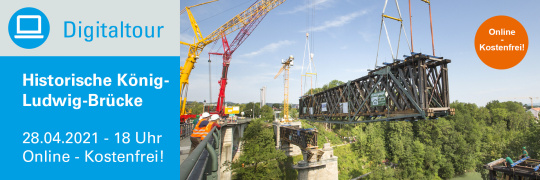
[{"left": 181, "top": 0, "right": 540, "bottom": 107}]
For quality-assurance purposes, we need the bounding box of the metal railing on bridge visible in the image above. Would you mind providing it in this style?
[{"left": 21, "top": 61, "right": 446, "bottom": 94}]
[
  {"left": 181, "top": 123, "right": 193, "bottom": 140},
  {"left": 225, "top": 118, "right": 251, "bottom": 124},
  {"left": 181, "top": 118, "right": 252, "bottom": 179},
  {"left": 181, "top": 126, "right": 221, "bottom": 180}
]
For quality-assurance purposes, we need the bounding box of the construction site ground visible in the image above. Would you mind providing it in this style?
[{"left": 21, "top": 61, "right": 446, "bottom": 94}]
[{"left": 181, "top": 137, "right": 191, "bottom": 164}]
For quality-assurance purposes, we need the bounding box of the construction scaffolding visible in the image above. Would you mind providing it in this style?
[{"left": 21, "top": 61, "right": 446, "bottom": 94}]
[
  {"left": 299, "top": 52, "right": 454, "bottom": 124},
  {"left": 485, "top": 156, "right": 540, "bottom": 179}
]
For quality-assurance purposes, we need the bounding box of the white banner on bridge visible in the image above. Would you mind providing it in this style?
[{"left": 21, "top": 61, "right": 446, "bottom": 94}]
[{"left": 341, "top": 102, "right": 348, "bottom": 113}]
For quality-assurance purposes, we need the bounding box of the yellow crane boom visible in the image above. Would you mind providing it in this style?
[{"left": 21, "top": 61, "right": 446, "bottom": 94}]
[
  {"left": 180, "top": 0, "right": 287, "bottom": 116},
  {"left": 274, "top": 65, "right": 285, "bottom": 79}
]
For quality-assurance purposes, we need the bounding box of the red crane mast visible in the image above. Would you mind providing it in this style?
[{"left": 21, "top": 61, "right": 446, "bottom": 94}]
[{"left": 208, "top": 2, "right": 269, "bottom": 117}]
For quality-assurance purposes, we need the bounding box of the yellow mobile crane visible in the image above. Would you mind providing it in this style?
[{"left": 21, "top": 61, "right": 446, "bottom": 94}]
[{"left": 180, "top": 0, "right": 287, "bottom": 120}]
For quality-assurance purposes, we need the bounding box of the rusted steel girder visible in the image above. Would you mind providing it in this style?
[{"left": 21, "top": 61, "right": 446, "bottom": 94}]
[
  {"left": 280, "top": 125, "right": 318, "bottom": 150},
  {"left": 299, "top": 52, "right": 454, "bottom": 124},
  {"left": 279, "top": 125, "right": 321, "bottom": 161}
]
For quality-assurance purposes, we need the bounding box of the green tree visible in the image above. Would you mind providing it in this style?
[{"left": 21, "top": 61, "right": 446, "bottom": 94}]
[
  {"left": 363, "top": 122, "right": 386, "bottom": 163},
  {"left": 185, "top": 101, "right": 203, "bottom": 114},
  {"left": 229, "top": 119, "right": 287, "bottom": 179},
  {"left": 423, "top": 146, "right": 442, "bottom": 179},
  {"left": 260, "top": 105, "right": 274, "bottom": 122},
  {"left": 243, "top": 102, "right": 260, "bottom": 118},
  {"left": 294, "top": 100, "right": 540, "bottom": 179},
  {"left": 327, "top": 79, "right": 345, "bottom": 89},
  {"left": 305, "top": 87, "right": 324, "bottom": 95},
  {"left": 289, "top": 108, "right": 298, "bottom": 119},
  {"left": 304, "top": 79, "right": 344, "bottom": 95},
  {"left": 371, "top": 166, "right": 398, "bottom": 180}
]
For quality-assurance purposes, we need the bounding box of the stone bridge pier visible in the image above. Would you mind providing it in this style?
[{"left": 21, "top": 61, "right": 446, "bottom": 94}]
[
  {"left": 273, "top": 121, "right": 339, "bottom": 180},
  {"left": 294, "top": 143, "right": 338, "bottom": 180},
  {"left": 219, "top": 122, "right": 248, "bottom": 180}
]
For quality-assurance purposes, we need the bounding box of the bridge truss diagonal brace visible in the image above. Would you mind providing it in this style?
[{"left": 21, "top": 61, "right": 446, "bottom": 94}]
[{"left": 387, "top": 70, "right": 424, "bottom": 117}]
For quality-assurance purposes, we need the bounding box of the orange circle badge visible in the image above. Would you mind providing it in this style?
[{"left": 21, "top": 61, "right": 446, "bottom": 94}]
[{"left": 475, "top": 15, "right": 528, "bottom": 70}]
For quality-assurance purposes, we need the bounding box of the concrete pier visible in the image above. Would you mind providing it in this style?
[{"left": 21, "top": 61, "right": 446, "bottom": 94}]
[
  {"left": 219, "top": 126, "right": 234, "bottom": 180},
  {"left": 294, "top": 143, "right": 339, "bottom": 180}
]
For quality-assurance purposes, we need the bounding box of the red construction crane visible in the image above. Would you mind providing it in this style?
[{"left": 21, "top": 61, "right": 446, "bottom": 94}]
[{"left": 208, "top": 1, "right": 274, "bottom": 117}]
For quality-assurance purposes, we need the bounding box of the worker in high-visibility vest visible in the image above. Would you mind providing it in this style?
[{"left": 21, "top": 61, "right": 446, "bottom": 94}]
[
  {"left": 206, "top": 114, "right": 222, "bottom": 135},
  {"left": 196, "top": 114, "right": 222, "bottom": 140},
  {"left": 190, "top": 112, "right": 210, "bottom": 153}
]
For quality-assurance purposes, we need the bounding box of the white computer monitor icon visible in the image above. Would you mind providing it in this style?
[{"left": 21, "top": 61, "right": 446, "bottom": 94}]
[{"left": 14, "top": 15, "right": 44, "bottom": 39}]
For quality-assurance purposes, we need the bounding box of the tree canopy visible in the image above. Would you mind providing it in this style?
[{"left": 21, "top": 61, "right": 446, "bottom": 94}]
[
  {"left": 239, "top": 102, "right": 261, "bottom": 118},
  {"left": 220, "top": 99, "right": 539, "bottom": 179},
  {"left": 185, "top": 101, "right": 204, "bottom": 114},
  {"left": 304, "top": 79, "right": 345, "bottom": 95},
  {"left": 229, "top": 119, "right": 289, "bottom": 179},
  {"left": 301, "top": 101, "right": 539, "bottom": 179},
  {"left": 260, "top": 105, "right": 275, "bottom": 122}
]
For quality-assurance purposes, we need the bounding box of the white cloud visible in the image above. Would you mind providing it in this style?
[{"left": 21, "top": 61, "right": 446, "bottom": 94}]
[
  {"left": 308, "top": 10, "right": 367, "bottom": 32},
  {"left": 290, "top": 64, "right": 304, "bottom": 71},
  {"left": 358, "top": 31, "right": 374, "bottom": 42},
  {"left": 240, "top": 40, "right": 294, "bottom": 57},
  {"left": 281, "top": 0, "right": 334, "bottom": 14}
]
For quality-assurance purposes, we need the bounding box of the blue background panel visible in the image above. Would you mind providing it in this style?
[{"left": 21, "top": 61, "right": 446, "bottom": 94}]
[{"left": 0, "top": 57, "right": 180, "bottom": 179}]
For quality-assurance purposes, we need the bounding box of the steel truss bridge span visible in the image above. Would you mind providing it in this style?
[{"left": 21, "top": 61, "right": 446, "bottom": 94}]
[{"left": 299, "top": 52, "right": 454, "bottom": 124}]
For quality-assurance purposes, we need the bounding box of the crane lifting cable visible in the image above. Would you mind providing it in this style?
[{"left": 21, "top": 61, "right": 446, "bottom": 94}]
[
  {"left": 301, "top": 0, "right": 318, "bottom": 97},
  {"left": 375, "top": 0, "right": 411, "bottom": 69},
  {"left": 299, "top": 0, "right": 453, "bottom": 124},
  {"left": 301, "top": 33, "right": 317, "bottom": 96}
]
